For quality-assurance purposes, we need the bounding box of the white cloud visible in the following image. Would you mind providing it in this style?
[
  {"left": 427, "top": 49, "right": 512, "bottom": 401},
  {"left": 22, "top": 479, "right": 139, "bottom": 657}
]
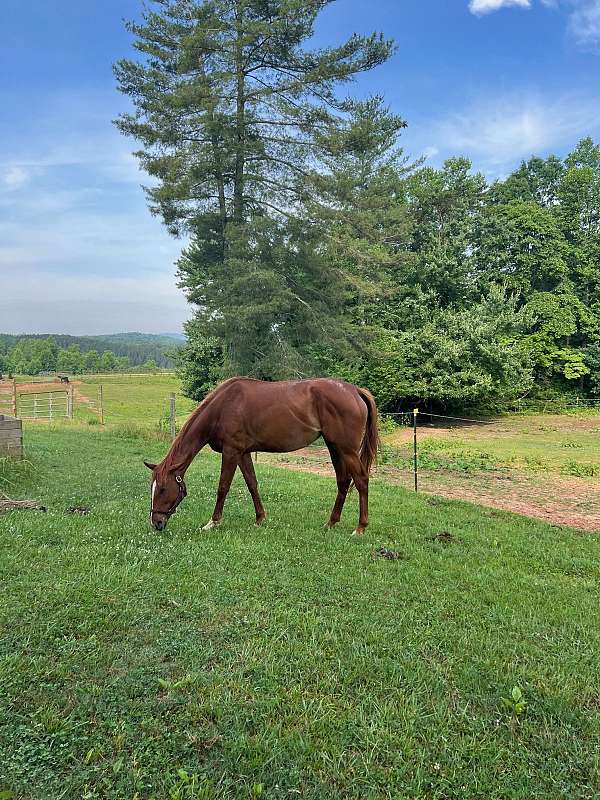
[
  {"left": 2, "top": 166, "right": 31, "bottom": 190},
  {"left": 422, "top": 90, "right": 600, "bottom": 173},
  {"left": 468, "top": 0, "right": 600, "bottom": 50},
  {"left": 569, "top": 0, "right": 600, "bottom": 49},
  {"left": 469, "top": 0, "right": 530, "bottom": 14}
]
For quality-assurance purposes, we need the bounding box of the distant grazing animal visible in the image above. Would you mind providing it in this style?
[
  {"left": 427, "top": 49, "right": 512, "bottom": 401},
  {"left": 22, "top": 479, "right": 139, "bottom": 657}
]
[{"left": 145, "top": 377, "right": 379, "bottom": 535}]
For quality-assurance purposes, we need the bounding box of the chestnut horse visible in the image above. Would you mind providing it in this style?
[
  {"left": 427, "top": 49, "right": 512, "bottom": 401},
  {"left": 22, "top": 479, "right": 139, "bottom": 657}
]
[{"left": 145, "top": 377, "right": 378, "bottom": 535}]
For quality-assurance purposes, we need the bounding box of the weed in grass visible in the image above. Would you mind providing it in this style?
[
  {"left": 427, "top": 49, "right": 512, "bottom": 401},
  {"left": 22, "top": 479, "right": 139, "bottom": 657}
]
[
  {"left": 563, "top": 461, "right": 600, "bottom": 478},
  {"left": 381, "top": 444, "right": 500, "bottom": 473},
  {"left": 378, "top": 416, "right": 402, "bottom": 435},
  {"left": 501, "top": 686, "right": 528, "bottom": 718},
  {"left": 167, "top": 770, "right": 210, "bottom": 800}
]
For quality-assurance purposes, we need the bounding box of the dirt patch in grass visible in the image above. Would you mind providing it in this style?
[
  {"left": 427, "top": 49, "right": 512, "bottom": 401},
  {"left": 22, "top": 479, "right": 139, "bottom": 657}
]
[
  {"left": 263, "top": 446, "right": 600, "bottom": 533},
  {"left": 418, "top": 472, "right": 600, "bottom": 532}
]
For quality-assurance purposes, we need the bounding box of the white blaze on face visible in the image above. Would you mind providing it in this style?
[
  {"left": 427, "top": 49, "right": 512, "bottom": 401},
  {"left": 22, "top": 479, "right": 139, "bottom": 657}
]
[{"left": 150, "top": 480, "right": 156, "bottom": 520}]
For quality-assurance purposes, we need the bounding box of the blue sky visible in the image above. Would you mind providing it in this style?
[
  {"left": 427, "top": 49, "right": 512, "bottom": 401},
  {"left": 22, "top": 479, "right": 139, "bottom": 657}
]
[{"left": 1, "top": 0, "right": 599, "bottom": 335}]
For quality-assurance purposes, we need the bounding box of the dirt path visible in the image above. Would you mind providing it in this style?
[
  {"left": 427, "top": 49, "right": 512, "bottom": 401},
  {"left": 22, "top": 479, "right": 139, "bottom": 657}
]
[{"left": 261, "top": 447, "right": 600, "bottom": 533}]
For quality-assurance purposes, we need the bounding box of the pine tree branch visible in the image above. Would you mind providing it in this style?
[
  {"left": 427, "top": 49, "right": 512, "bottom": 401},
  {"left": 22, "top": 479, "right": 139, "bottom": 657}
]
[{"left": 244, "top": 154, "right": 310, "bottom": 177}]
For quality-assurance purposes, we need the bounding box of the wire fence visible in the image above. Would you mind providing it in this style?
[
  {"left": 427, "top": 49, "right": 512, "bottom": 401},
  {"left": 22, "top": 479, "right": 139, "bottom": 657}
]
[
  {"left": 510, "top": 397, "right": 600, "bottom": 411},
  {"left": 128, "top": 399, "right": 598, "bottom": 499},
  {"left": 11, "top": 379, "right": 600, "bottom": 505}
]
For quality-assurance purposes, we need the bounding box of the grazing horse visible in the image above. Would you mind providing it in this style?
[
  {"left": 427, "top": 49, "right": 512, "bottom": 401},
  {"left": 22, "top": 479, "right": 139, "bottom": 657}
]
[{"left": 145, "top": 377, "right": 378, "bottom": 535}]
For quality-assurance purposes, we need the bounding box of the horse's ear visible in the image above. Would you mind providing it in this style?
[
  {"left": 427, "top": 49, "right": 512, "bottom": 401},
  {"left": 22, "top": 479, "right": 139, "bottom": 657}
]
[{"left": 143, "top": 461, "right": 157, "bottom": 471}]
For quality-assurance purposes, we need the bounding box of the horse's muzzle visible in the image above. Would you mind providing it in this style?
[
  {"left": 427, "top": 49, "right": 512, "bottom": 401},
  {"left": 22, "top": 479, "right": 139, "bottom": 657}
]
[{"left": 152, "top": 517, "right": 167, "bottom": 531}]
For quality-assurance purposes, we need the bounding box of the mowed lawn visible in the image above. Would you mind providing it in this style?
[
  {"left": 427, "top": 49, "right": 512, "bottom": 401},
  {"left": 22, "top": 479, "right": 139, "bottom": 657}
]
[{"left": 1, "top": 428, "right": 599, "bottom": 799}]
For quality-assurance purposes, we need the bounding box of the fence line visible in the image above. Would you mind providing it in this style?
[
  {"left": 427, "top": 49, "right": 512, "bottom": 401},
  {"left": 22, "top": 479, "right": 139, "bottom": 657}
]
[{"left": 386, "top": 411, "right": 495, "bottom": 425}]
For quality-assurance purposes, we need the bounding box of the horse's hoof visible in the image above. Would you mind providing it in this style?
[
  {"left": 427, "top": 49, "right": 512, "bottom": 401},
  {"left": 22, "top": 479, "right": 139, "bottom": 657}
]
[
  {"left": 324, "top": 521, "right": 337, "bottom": 529},
  {"left": 202, "top": 519, "right": 218, "bottom": 530},
  {"left": 255, "top": 517, "right": 266, "bottom": 527},
  {"left": 352, "top": 528, "right": 365, "bottom": 536}
]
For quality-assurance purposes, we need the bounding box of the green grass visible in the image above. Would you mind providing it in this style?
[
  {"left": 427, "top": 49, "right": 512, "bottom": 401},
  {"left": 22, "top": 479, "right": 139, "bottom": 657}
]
[
  {"left": 386, "top": 416, "right": 600, "bottom": 478},
  {"left": 76, "top": 373, "right": 196, "bottom": 427},
  {"left": 1, "top": 426, "right": 599, "bottom": 799}
]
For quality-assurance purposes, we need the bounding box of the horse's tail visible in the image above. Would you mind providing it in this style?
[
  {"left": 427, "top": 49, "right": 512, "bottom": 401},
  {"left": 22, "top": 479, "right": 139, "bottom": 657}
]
[{"left": 357, "top": 387, "right": 379, "bottom": 475}]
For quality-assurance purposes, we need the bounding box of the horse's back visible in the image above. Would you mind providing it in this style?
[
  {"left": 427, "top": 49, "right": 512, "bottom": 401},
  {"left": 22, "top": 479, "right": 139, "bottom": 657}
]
[
  {"left": 223, "top": 377, "right": 366, "bottom": 416},
  {"left": 211, "top": 377, "right": 368, "bottom": 453}
]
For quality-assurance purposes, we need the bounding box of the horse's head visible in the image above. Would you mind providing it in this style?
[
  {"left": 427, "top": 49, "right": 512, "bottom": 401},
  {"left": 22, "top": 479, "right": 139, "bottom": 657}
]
[{"left": 144, "top": 461, "right": 187, "bottom": 531}]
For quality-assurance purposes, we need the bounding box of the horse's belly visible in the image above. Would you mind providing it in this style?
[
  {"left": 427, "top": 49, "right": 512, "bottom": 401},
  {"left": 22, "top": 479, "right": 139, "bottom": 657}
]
[{"left": 258, "top": 429, "right": 320, "bottom": 453}]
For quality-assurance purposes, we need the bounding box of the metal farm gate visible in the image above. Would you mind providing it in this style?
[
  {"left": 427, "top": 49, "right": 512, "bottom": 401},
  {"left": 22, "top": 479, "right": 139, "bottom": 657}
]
[{"left": 18, "top": 390, "right": 72, "bottom": 420}]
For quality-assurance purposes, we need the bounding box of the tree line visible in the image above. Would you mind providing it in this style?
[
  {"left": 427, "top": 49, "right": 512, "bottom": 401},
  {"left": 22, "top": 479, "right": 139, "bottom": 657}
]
[
  {"left": 0, "top": 337, "right": 164, "bottom": 376},
  {"left": 115, "top": 0, "right": 599, "bottom": 410},
  {"left": 0, "top": 333, "right": 182, "bottom": 376}
]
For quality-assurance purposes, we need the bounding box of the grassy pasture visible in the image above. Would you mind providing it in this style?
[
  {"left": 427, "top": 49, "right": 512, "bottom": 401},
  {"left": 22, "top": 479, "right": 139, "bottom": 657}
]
[
  {"left": 74, "top": 373, "right": 196, "bottom": 428},
  {"left": 385, "top": 414, "right": 600, "bottom": 478},
  {"left": 1, "top": 425, "right": 599, "bottom": 799}
]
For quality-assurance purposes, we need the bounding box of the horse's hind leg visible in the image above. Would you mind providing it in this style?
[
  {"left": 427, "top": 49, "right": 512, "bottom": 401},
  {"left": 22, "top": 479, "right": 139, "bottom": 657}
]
[
  {"left": 324, "top": 441, "right": 351, "bottom": 528},
  {"left": 238, "top": 453, "right": 266, "bottom": 526},
  {"left": 203, "top": 449, "right": 238, "bottom": 530},
  {"left": 340, "top": 451, "right": 369, "bottom": 535}
]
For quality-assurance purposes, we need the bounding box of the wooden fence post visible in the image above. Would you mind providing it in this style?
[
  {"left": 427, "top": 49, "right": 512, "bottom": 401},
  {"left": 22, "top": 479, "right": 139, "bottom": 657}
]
[
  {"left": 12, "top": 378, "right": 17, "bottom": 417},
  {"left": 99, "top": 385, "right": 104, "bottom": 425},
  {"left": 68, "top": 385, "right": 74, "bottom": 419},
  {"left": 170, "top": 393, "right": 176, "bottom": 440}
]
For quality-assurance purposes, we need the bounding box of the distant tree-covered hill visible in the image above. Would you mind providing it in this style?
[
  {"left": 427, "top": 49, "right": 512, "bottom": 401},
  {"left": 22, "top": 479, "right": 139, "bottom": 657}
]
[{"left": 0, "top": 332, "right": 185, "bottom": 374}]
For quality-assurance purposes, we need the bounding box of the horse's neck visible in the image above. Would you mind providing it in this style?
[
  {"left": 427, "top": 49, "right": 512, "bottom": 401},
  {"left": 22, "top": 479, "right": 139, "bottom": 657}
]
[{"left": 164, "top": 407, "right": 210, "bottom": 474}]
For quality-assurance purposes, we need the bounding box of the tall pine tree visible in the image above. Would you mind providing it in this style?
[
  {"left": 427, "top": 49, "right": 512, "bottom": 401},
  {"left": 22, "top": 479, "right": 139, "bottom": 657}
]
[{"left": 115, "top": 0, "right": 394, "bottom": 379}]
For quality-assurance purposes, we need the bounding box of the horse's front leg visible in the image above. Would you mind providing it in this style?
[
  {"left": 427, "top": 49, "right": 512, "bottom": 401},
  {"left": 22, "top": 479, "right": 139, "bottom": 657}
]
[
  {"left": 238, "top": 453, "right": 266, "bottom": 526},
  {"left": 202, "top": 449, "right": 239, "bottom": 530}
]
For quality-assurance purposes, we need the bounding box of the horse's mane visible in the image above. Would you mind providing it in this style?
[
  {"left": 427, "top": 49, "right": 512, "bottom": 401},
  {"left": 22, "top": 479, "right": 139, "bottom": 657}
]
[
  {"left": 197, "top": 377, "right": 240, "bottom": 410},
  {"left": 160, "top": 378, "right": 249, "bottom": 471}
]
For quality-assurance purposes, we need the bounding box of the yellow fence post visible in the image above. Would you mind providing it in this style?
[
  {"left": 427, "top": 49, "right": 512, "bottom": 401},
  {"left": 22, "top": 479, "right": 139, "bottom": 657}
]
[{"left": 413, "top": 409, "right": 419, "bottom": 492}]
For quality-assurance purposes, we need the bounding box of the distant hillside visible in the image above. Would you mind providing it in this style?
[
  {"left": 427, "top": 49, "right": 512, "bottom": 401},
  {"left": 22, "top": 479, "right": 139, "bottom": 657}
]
[
  {"left": 94, "top": 332, "right": 186, "bottom": 346},
  {"left": 0, "top": 332, "right": 185, "bottom": 369}
]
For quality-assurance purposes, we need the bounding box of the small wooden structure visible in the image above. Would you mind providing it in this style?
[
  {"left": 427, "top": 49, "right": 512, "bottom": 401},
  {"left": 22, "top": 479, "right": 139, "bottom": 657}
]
[
  {"left": 0, "top": 379, "right": 17, "bottom": 417},
  {"left": 0, "top": 414, "right": 23, "bottom": 459}
]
